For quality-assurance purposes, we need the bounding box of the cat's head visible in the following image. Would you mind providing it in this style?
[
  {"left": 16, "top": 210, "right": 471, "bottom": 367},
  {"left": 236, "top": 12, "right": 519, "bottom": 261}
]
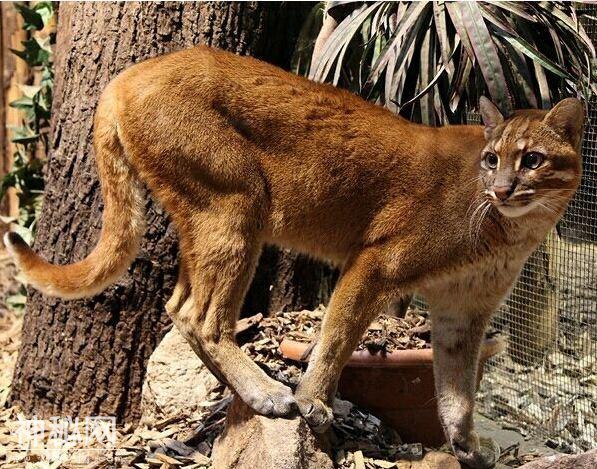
[{"left": 478, "top": 97, "right": 584, "bottom": 218}]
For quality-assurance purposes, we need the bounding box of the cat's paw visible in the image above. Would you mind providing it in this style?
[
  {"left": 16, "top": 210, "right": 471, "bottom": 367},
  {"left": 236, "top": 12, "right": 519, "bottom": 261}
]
[
  {"left": 296, "top": 396, "right": 334, "bottom": 432},
  {"left": 241, "top": 381, "right": 297, "bottom": 417},
  {"left": 452, "top": 436, "right": 500, "bottom": 469}
]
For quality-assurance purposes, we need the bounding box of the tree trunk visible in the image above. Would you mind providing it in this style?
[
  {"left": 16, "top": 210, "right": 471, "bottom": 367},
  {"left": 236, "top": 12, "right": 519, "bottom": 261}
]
[
  {"left": 243, "top": 246, "right": 338, "bottom": 315},
  {"left": 10, "top": 1, "right": 328, "bottom": 424}
]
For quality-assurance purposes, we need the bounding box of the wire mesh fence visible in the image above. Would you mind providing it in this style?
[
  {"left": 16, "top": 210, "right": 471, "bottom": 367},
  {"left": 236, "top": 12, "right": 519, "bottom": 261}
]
[{"left": 473, "top": 8, "right": 597, "bottom": 453}]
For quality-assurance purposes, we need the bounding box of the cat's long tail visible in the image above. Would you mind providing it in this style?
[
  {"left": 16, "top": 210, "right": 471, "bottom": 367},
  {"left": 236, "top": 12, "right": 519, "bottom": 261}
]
[{"left": 4, "top": 83, "right": 146, "bottom": 299}]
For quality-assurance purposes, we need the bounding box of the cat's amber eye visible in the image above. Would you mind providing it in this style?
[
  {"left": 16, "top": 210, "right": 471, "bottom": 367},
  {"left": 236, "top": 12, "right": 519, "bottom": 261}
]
[
  {"left": 522, "top": 152, "right": 544, "bottom": 170},
  {"left": 483, "top": 152, "right": 499, "bottom": 170}
]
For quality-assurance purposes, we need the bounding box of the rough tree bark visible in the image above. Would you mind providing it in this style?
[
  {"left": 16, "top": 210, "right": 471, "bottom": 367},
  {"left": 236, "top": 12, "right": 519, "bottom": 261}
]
[{"left": 11, "top": 1, "right": 334, "bottom": 423}]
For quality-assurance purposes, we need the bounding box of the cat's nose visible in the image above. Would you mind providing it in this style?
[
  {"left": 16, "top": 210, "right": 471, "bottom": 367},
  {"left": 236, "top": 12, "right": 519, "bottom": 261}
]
[{"left": 493, "top": 185, "right": 514, "bottom": 201}]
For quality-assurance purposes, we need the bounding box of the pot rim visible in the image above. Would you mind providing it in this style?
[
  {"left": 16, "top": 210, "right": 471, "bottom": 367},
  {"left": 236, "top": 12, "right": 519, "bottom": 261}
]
[{"left": 279, "top": 336, "right": 505, "bottom": 368}]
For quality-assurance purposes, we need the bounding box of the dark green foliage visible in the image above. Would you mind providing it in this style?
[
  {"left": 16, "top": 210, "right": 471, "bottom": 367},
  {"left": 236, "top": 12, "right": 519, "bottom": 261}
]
[
  {"left": 0, "top": 2, "right": 55, "bottom": 242},
  {"left": 14, "top": 2, "right": 53, "bottom": 31},
  {"left": 294, "top": 1, "right": 595, "bottom": 125}
]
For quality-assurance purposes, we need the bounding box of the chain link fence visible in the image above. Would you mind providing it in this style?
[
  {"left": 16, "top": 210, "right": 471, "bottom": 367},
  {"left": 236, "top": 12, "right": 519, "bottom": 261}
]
[{"left": 476, "top": 7, "right": 596, "bottom": 453}]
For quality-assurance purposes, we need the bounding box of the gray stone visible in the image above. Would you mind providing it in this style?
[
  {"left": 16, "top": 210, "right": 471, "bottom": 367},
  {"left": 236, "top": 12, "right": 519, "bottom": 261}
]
[
  {"left": 140, "top": 326, "right": 220, "bottom": 426},
  {"left": 212, "top": 395, "right": 334, "bottom": 469},
  {"left": 518, "top": 449, "right": 597, "bottom": 469}
]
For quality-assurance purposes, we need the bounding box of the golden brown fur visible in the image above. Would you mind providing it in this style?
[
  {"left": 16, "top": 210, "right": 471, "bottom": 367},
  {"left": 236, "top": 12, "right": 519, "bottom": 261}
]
[{"left": 5, "top": 47, "right": 584, "bottom": 469}]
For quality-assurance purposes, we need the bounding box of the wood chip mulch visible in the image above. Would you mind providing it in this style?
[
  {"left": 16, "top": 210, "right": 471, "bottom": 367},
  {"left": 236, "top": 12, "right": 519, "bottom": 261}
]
[{"left": 1, "top": 303, "right": 544, "bottom": 468}]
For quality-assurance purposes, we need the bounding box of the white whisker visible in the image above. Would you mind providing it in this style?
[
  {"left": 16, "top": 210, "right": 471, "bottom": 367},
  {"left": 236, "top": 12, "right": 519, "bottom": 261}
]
[
  {"left": 473, "top": 202, "right": 492, "bottom": 250},
  {"left": 468, "top": 199, "right": 490, "bottom": 248},
  {"left": 463, "top": 176, "right": 483, "bottom": 189},
  {"left": 537, "top": 201, "right": 559, "bottom": 217}
]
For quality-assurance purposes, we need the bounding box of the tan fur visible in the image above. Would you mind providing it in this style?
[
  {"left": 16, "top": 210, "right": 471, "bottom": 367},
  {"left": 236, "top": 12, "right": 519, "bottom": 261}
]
[
  {"left": 4, "top": 82, "right": 146, "bottom": 299},
  {"left": 5, "top": 47, "right": 583, "bottom": 469}
]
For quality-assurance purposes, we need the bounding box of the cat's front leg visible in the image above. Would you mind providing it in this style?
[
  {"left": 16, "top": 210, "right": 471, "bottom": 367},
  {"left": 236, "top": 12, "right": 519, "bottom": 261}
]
[
  {"left": 295, "top": 249, "right": 390, "bottom": 431},
  {"left": 431, "top": 311, "right": 500, "bottom": 469}
]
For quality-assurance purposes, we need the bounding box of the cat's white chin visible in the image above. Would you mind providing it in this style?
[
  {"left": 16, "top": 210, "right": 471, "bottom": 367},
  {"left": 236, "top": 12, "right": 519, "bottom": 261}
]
[{"left": 496, "top": 201, "right": 539, "bottom": 218}]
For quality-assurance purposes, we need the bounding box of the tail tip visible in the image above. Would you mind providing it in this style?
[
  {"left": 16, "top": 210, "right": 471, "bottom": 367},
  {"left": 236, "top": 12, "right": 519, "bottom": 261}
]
[{"left": 4, "top": 232, "right": 27, "bottom": 255}]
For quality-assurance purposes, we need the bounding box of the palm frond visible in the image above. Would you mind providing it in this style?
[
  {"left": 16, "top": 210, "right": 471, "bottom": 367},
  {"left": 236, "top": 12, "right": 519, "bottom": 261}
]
[{"left": 293, "top": 1, "right": 595, "bottom": 124}]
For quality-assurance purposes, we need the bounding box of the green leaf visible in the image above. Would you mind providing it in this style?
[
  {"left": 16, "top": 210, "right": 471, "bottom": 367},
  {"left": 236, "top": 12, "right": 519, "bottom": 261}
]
[
  {"left": 33, "top": 2, "right": 55, "bottom": 29},
  {"left": 458, "top": 2, "right": 512, "bottom": 114},
  {"left": 291, "top": 3, "right": 324, "bottom": 76},
  {"left": 300, "top": 0, "right": 593, "bottom": 123},
  {"left": 10, "top": 37, "right": 50, "bottom": 67},
  {"left": 9, "top": 96, "right": 34, "bottom": 110},
  {"left": 401, "top": 37, "right": 460, "bottom": 110},
  {"left": 499, "top": 34, "right": 573, "bottom": 80},
  {"left": 19, "top": 84, "right": 42, "bottom": 99},
  {"left": 6, "top": 293, "right": 27, "bottom": 309},
  {"left": 448, "top": 50, "right": 473, "bottom": 112},
  {"left": 14, "top": 3, "right": 44, "bottom": 30},
  {"left": 497, "top": 40, "right": 538, "bottom": 108},
  {"left": 494, "top": 2, "right": 536, "bottom": 23},
  {"left": 417, "top": 27, "right": 435, "bottom": 124},
  {"left": 433, "top": 1, "right": 453, "bottom": 73},
  {"left": 478, "top": 3, "right": 517, "bottom": 36},
  {"left": 311, "top": 2, "right": 382, "bottom": 82},
  {"left": 445, "top": 2, "right": 476, "bottom": 63},
  {"left": 12, "top": 129, "right": 40, "bottom": 145},
  {"left": 12, "top": 223, "right": 33, "bottom": 245},
  {"left": 547, "top": 5, "right": 594, "bottom": 57},
  {"left": 365, "top": 1, "right": 430, "bottom": 93},
  {"left": 533, "top": 60, "right": 551, "bottom": 108}
]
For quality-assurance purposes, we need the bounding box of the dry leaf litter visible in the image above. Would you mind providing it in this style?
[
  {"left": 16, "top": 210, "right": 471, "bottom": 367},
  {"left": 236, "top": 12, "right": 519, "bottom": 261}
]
[
  {"left": 2, "top": 300, "right": 545, "bottom": 468},
  {"left": 478, "top": 348, "right": 596, "bottom": 453}
]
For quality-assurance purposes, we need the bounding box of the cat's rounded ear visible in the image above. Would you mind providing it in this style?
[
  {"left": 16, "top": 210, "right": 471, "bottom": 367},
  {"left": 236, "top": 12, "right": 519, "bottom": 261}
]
[
  {"left": 479, "top": 96, "right": 504, "bottom": 140},
  {"left": 543, "top": 98, "right": 585, "bottom": 149}
]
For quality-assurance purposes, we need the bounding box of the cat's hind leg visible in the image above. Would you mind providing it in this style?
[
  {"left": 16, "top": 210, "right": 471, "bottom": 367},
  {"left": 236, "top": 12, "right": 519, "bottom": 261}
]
[
  {"left": 171, "top": 208, "right": 296, "bottom": 417},
  {"left": 165, "top": 259, "right": 227, "bottom": 384}
]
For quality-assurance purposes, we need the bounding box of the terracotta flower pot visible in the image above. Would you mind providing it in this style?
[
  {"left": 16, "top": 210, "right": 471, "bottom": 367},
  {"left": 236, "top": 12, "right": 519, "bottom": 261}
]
[{"left": 280, "top": 336, "right": 505, "bottom": 447}]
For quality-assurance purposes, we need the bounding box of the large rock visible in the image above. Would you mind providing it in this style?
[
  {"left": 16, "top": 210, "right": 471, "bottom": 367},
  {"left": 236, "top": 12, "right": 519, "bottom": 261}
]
[
  {"left": 212, "top": 395, "right": 334, "bottom": 469},
  {"left": 140, "top": 326, "right": 220, "bottom": 426},
  {"left": 517, "top": 449, "right": 596, "bottom": 469}
]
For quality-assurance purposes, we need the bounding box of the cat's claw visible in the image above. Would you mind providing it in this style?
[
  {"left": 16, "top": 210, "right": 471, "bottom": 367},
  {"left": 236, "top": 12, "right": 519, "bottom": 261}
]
[
  {"left": 242, "top": 382, "right": 297, "bottom": 417},
  {"left": 296, "top": 397, "right": 334, "bottom": 432},
  {"left": 453, "top": 436, "right": 500, "bottom": 469}
]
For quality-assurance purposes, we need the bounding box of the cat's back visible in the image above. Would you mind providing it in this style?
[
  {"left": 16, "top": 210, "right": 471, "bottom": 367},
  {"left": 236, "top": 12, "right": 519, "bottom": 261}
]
[
  {"left": 113, "top": 45, "right": 363, "bottom": 114},
  {"left": 113, "top": 45, "right": 406, "bottom": 143}
]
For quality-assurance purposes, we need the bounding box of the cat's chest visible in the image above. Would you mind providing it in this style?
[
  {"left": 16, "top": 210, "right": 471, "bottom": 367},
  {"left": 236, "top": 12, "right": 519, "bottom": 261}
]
[{"left": 419, "top": 251, "right": 527, "bottom": 313}]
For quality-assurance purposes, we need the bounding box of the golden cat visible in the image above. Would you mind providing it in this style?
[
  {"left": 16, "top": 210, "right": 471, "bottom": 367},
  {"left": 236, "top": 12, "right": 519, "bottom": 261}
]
[{"left": 5, "top": 46, "right": 583, "bottom": 468}]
